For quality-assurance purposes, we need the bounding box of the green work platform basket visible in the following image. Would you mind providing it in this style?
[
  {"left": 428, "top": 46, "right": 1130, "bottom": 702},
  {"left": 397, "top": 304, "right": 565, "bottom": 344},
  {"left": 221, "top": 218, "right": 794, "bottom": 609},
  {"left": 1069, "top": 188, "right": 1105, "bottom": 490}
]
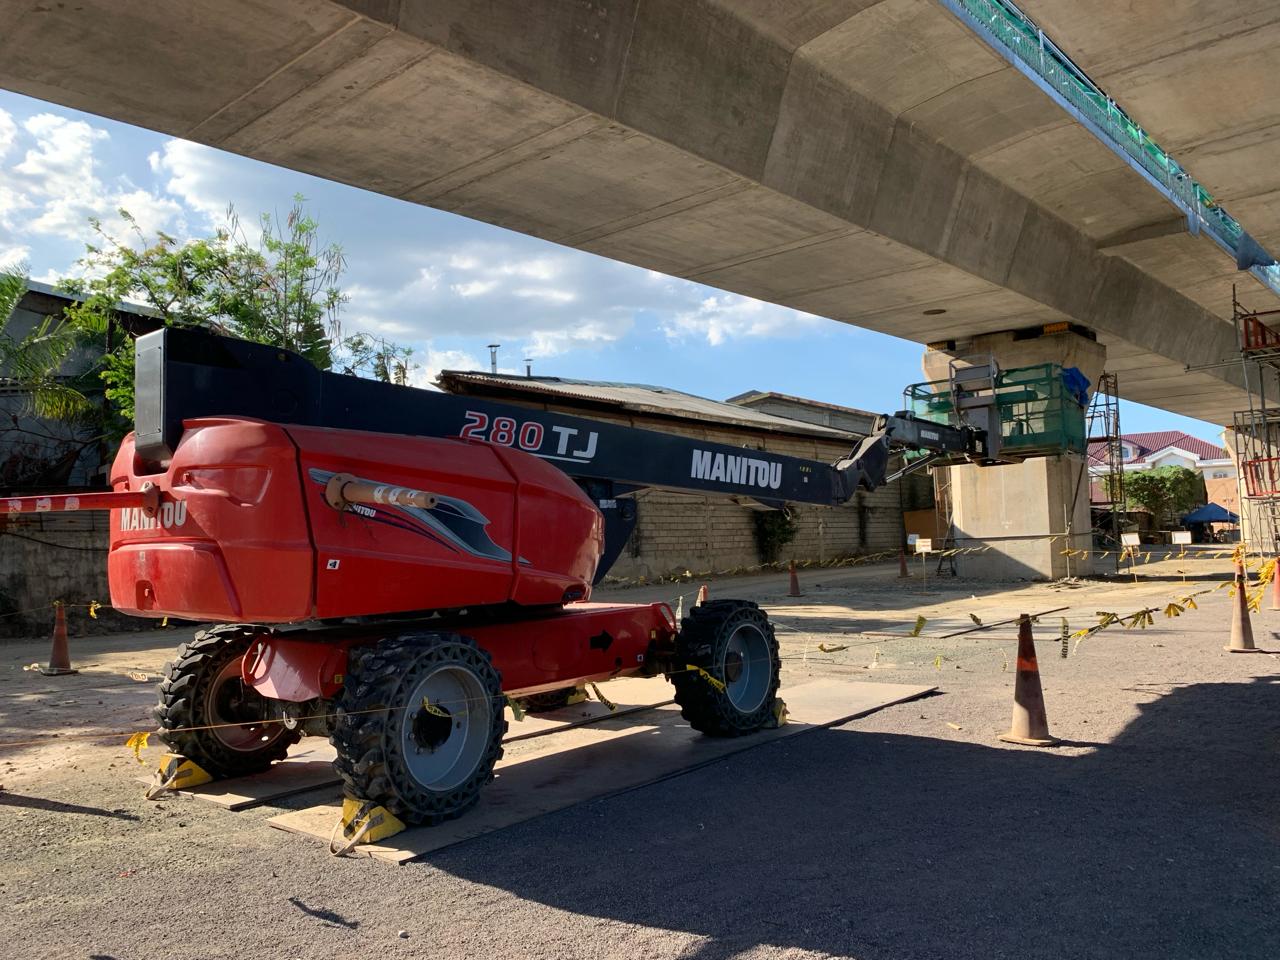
[{"left": 903, "top": 363, "right": 1087, "bottom": 459}]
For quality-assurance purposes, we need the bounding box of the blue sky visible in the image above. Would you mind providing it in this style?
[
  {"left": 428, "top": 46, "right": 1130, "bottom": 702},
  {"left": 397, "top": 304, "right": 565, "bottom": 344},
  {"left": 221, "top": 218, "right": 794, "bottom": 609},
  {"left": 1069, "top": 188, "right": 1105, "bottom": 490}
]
[{"left": 0, "top": 89, "right": 1224, "bottom": 443}]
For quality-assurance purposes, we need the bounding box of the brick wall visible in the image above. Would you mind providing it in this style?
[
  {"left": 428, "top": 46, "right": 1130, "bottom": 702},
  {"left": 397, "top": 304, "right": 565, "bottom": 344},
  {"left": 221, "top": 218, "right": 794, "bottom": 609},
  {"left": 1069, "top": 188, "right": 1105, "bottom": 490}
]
[{"left": 0, "top": 515, "right": 141, "bottom": 638}]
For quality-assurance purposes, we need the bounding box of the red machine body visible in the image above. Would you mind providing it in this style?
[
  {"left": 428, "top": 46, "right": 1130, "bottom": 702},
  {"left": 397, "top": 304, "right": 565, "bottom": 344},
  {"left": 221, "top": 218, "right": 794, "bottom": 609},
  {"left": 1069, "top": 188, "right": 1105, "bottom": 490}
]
[
  {"left": 242, "top": 601, "right": 674, "bottom": 701},
  {"left": 101, "top": 416, "right": 675, "bottom": 701},
  {"left": 108, "top": 417, "right": 605, "bottom": 622}
]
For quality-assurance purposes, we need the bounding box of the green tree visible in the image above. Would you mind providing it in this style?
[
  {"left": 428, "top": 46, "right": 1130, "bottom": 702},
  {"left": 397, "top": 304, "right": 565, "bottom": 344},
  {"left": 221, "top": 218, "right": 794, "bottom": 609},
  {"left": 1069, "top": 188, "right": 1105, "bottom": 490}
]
[
  {"left": 0, "top": 264, "right": 97, "bottom": 422},
  {"left": 42, "top": 196, "right": 409, "bottom": 441},
  {"left": 1124, "top": 465, "right": 1206, "bottom": 525},
  {"left": 339, "top": 332, "right": 415, "bottom": 385}
]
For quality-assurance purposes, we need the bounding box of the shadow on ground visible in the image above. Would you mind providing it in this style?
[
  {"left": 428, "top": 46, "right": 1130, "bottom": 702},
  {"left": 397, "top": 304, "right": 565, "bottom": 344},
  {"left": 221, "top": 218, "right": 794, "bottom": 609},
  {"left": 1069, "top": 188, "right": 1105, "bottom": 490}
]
[{"left": 424, "top": 676, "right": 1280, "bottom": 959}]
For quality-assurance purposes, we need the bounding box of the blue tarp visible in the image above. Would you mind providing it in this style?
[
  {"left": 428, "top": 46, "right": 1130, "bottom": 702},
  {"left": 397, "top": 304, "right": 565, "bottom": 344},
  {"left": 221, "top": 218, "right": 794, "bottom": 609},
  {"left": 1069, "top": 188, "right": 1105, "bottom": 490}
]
[
  {"left": 1182, "top": 503, "right": 1239, "bottom": 524},
  {"left": 1061, "top": 366, "right": 1090, "bottom": 406}
]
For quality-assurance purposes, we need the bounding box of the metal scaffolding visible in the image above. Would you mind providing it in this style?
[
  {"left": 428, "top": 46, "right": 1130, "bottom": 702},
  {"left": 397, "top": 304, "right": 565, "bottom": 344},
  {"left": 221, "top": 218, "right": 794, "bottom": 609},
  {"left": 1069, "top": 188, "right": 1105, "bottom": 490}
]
[
  {"left": 1230, "top": 290, "right": 1280, "bottom": 556},
  {"left": 1084, "top": 371, "right": 1124, "bottom": 567}
]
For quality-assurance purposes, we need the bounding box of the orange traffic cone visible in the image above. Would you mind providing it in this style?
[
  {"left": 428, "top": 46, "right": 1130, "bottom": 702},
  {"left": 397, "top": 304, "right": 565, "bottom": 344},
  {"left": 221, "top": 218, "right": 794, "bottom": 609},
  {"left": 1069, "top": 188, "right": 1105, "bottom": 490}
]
[
  {"left": 788, "top": 560, "right": 803, "bottom": 598},
  {"left": 40, "top": 601, "right": 77, "bottom": 676},
  {"left": 1270, "top": 554, "right": 1280, "bottom": 611},
  {"left": 898, "top": 547, "right": 910, "bottom": 578},
  {"left": 696, "top": 584, "right": 708, "bottom": 606},
  {"left": 998, "top": 615, "right": 1057, "bottom": 746},
  {"left": 1226, "top": 559, "right": 1259, "bottom": 653}
]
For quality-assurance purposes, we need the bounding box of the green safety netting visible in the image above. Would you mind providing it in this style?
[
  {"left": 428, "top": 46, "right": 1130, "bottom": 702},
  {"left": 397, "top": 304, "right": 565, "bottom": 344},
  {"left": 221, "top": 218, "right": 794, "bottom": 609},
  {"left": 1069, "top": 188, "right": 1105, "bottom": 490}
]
[
  {"left": 953, "top": 0, "right": 1270, "bottom": 277},
  {"left": 904, "top": 363, "right": 1086, "bottom": 459}
]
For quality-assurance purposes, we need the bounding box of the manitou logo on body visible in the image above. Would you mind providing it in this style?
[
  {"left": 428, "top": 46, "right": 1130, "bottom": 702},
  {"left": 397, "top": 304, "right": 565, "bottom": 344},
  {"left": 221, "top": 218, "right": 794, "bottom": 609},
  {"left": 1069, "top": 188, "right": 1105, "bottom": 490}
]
[
  {"left": 690, "top": 450, "right": 783, "bottom": 490},
  {"left": 120, "top": 502, "right": 188, "bottom": 531}
]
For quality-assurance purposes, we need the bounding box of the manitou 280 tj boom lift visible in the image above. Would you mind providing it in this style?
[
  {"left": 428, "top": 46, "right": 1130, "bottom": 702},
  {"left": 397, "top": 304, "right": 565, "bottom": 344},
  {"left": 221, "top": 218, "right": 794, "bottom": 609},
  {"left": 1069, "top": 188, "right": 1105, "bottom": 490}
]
[{"left": 9, "top": 329, "right": 1024, "bottom": 826}]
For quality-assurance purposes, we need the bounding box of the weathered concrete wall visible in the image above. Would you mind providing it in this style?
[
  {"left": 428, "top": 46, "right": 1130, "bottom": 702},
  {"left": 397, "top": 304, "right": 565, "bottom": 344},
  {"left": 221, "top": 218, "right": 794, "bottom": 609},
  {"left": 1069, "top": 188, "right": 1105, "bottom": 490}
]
[{"left": 0, "top": 519, "right": 142, "bottom": 638}]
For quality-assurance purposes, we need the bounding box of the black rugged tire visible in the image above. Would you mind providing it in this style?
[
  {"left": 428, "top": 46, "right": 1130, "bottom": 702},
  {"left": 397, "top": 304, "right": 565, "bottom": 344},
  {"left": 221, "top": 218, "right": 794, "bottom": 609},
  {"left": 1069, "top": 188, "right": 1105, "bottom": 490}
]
[
  {"left": 518, "top": 687, "right": 577, "bottom": 713},
  {"left": 672, "top": 599, "right": 781, "bottom": 737},
  {"left": 331, "top": 633, "right": 506, "bottom": 826},
  {"left": 153, "top": 625, "right": 300, "bottom": 778}
]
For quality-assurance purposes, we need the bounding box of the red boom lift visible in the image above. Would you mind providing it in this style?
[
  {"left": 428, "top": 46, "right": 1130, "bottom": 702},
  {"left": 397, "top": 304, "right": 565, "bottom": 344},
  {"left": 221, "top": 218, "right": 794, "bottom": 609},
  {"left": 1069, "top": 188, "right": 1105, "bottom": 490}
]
[{"left": 8, "top": 329, "right": 996, "bottom": 825}]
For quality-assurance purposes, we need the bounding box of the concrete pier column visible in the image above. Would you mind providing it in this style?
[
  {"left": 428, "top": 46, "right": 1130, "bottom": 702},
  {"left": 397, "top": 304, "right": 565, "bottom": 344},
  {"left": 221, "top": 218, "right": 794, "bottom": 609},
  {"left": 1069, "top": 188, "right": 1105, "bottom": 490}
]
[{"left": 923, "top": 329, "right": 1106, "bottom": 580}]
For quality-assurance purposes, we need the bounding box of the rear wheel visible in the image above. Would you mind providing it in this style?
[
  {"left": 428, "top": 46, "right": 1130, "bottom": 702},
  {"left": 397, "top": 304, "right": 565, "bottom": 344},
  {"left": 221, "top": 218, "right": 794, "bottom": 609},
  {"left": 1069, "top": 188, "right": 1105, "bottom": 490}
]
[
  {"left": 672, "top": 600, "right": 781, "bottom": 736},
  {"left": 153, "top": 625, "right": 300, "bottom": 777},
  {"left": 331, "top": 633, "right": 506, "bottom": 826}
]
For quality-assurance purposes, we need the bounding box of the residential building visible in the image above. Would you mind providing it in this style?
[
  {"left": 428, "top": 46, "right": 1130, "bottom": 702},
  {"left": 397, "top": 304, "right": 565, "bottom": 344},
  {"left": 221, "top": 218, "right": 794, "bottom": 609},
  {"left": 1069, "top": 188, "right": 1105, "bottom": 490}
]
[{"left": 1088, "top": 430, "right": 1237, "bottom": 517}]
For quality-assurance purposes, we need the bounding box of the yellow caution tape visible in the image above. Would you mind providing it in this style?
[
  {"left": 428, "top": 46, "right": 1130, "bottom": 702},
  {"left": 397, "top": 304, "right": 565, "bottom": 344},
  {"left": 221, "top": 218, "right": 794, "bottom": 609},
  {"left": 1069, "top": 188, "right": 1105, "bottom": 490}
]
[
  {"left": 125, "top": 731, "right": 150, "bottom": 764},
  {"left": 506, "top": 696, "right": 526, "bottom": 722},
  {"left": 588, "top": 682, "right": 617, "bottom": 712},
  {"left": 969, "top": 614, "right": 983, "bottom": 627},
  {"left": 910, "top": 615, "right": 927, "bottom": 638},
  {"left": 685, "top": 664, "right": 726, "bottom": 693},
  {"left": 421, "top": 697, "right": 449, "bottom": 718},
  {"left": 88, "top": 601, "right": 101, "bottom": 619},
  {"left": 817, "top": 643, "right": 849, "bottom": 653}
]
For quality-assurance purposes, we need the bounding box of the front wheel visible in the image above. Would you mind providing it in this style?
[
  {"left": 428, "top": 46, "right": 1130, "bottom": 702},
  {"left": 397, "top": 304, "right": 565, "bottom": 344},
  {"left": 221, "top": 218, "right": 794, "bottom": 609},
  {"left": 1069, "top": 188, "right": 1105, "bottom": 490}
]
[
  {"left": 153, "top": 625, "right": 300, "bottom": 777},
  {"left": 672, "top": 600, "right": 781, "bottom": 736},
  {"left": 331, "top": 633, "right": 506, "bottom": 826}
]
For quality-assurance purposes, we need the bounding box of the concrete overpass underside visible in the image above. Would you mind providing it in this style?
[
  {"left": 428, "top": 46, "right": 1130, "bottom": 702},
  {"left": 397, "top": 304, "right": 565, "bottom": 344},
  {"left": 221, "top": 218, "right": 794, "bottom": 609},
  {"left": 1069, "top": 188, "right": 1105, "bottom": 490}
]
[{"left": 1, "top": 0, "right": 1276, "bottom": 425}]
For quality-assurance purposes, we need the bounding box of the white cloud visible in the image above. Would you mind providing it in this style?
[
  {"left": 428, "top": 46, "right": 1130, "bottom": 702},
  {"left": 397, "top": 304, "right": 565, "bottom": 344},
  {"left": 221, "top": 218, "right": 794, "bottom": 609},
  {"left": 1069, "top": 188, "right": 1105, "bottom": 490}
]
[
  {"left": 0, "top": 109, "right": 16, "bottom": 160},
  {"left": 411, "top": 347, "right": 485, "bottom": 388},
  {"left": 149, "top": 138, "right": 236, "bottom": 226},
  {"left": 494, "top": 256, "right": 561, "bottom": 281},
  {"left": 0, "top": 242, "right": 30, "bottom": 270},
  {"left": 451, "top": 279, "right": 497, "bottom": 298},
  {"left": 514, "top": 286, "right": 576, "bottom": 304},
  {"left": 523, "top": 319, "right": 627, "bottom": 358},
  {"left": 5, "top": 113, "right": 187, "bottom": 246},
  {"left": 661, "top": 294, "right": 824, "bottom": 346}
]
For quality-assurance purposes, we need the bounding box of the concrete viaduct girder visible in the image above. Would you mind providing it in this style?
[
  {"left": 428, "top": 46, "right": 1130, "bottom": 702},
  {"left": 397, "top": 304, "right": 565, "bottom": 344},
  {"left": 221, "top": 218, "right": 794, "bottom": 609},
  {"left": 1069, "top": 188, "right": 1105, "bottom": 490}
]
[{"left": 0, "top": 0, "right": 1272, "bottom": 424}]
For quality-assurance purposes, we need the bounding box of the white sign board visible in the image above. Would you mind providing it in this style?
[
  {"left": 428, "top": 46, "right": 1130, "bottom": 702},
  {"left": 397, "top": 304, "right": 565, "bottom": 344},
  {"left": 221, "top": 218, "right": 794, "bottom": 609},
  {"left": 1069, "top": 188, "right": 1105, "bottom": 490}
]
[
  {"left": 1121, "top": 532, "right": 1141, "bottom": 547},
  {"left": 1172, "top": 530, "right": 1192, "bottom": 545},
  {"left": 907, "top": 533, "right": 919, "bottom": 546},
  {"left": 915, "top": 538, "right": 933, "bottom": 554}
]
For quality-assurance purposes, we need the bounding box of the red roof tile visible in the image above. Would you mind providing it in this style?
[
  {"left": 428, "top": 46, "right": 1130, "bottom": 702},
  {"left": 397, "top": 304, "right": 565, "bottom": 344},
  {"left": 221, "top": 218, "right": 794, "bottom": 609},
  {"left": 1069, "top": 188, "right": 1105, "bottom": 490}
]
[{"left": 1087, "top": 431, "right": 1226, "bottom": 465}]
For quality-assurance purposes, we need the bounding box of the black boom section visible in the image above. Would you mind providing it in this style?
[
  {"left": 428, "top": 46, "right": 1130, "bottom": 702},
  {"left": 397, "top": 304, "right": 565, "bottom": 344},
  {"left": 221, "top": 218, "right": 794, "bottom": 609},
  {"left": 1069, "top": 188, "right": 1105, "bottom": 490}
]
[{"left": 135, "top": 328, "right": 857, "bottom": 506}]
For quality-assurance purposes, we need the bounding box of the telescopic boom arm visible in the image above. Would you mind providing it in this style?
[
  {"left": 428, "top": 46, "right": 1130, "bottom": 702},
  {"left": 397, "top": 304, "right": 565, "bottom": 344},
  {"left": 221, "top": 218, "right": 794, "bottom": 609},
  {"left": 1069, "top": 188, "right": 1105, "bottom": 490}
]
[{"left": 133, "top": 328, "right": 987, "bottom": 508}]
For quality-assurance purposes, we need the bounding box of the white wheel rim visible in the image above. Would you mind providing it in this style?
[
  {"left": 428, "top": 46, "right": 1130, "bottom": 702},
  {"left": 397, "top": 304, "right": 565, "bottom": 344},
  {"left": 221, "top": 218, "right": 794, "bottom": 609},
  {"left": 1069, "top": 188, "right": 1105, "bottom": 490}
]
[
  {"left": 722, "top": 623, "right": 771, "bottom": 713},
  {"left": 400, "top": 664, "right": 491, "bottom": 792}
]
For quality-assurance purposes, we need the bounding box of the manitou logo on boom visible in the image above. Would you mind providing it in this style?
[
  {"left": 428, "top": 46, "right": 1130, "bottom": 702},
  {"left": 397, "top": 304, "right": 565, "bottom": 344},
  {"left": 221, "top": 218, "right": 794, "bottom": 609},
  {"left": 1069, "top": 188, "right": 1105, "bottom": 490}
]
[
  {"left": 690, "top": 450, "right": 783, "bottom": 490},
  {"left": 120, "top": 502, "right": 188, "bottom": 531}
]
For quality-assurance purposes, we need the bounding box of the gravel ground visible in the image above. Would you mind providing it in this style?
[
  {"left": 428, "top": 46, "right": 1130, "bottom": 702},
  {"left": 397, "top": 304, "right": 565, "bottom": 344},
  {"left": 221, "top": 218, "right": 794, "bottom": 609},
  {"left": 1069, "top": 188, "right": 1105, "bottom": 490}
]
[{"left": 2, "top": 554, "right": 1278, "bottom": 959}]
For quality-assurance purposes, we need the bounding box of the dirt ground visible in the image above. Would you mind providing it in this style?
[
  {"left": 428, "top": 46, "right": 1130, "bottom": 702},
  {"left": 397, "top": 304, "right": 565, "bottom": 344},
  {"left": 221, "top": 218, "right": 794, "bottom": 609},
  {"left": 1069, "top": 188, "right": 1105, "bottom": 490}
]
[{"left": 2, "top": 550, "right": 1278, "bottom": 960}]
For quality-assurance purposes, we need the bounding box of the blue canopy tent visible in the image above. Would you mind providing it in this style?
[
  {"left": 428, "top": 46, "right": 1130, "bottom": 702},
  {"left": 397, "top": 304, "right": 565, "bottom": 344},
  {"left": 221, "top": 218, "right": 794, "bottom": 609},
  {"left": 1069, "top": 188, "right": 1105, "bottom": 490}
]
[{"left": 1182, "top": 503, "right": 1239, "bottom": 524}]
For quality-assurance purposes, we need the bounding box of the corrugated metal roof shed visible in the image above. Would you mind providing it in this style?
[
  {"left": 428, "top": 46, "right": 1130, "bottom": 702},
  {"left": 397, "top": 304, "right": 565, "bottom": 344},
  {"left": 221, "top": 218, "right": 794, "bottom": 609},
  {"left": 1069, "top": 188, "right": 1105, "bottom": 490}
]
[{"left": 436, "top": 371, "right": 855, "bottom": 441}]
